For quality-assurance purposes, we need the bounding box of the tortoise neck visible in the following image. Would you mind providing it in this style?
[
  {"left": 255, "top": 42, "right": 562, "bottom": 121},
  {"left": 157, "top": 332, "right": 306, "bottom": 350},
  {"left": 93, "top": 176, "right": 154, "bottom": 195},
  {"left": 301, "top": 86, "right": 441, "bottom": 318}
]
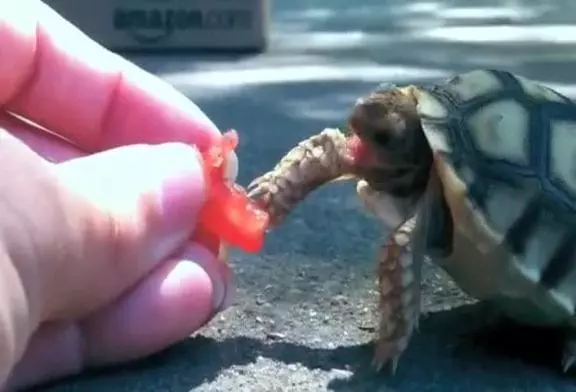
[{"left": 357, "top": 145, "right": 433, "bottom": 200}]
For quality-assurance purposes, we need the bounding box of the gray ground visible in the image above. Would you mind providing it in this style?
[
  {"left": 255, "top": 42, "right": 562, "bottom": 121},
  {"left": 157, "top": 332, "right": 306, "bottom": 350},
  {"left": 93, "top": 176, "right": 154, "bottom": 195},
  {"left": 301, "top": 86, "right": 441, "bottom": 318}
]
[{"left": 37, "top": 1, "right": 576, "bottom": 391}]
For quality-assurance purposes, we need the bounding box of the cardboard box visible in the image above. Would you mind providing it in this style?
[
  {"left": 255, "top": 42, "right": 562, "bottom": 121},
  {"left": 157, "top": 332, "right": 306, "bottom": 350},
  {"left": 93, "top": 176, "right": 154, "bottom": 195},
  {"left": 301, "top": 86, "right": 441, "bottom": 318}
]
[{"left": 44, "top": 0, "right": 270, "bottom": 52}]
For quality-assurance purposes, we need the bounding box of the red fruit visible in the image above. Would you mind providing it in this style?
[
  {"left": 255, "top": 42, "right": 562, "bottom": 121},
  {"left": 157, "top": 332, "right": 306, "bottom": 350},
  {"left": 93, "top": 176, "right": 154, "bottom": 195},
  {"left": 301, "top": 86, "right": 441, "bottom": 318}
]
[{"left": 193, "top": 130, "right": 270, "bottom": 254}]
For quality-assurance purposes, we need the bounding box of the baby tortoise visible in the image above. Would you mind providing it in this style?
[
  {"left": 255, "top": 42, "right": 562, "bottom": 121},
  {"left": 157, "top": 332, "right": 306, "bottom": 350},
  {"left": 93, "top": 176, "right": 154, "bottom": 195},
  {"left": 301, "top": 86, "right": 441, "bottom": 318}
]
[{"left": 247, "top": 69, "right": 576, "bottom": 373}]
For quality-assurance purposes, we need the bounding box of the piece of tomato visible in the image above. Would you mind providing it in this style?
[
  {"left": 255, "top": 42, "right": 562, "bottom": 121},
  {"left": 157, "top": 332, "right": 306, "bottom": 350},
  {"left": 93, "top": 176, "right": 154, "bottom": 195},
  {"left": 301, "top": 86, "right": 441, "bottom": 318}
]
[{"left": 195, "top": 130, "right": 270, "bottom": 253}]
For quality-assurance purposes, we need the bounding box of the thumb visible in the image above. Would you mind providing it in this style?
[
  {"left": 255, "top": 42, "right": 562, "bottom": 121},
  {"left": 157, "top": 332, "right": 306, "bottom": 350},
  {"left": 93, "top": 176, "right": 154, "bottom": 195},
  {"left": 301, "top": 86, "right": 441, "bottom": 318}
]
[
  {"left": 57, "top": 142, "right": 207, "bottom": 253},
  {"left": 45, "top": 142, "right": 209, "bottom": 320}
]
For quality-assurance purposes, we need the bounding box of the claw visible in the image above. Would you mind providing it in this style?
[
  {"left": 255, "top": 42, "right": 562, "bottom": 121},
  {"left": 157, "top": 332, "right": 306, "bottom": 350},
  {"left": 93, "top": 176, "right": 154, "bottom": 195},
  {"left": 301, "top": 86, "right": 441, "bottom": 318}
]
[
  {"left": 562, "top": 333, "right": 576, "bottom": 373},
  {"left": 371, "top": 353, "right": 400, "bottom": 374},
  {"left": 562, "top": 354, "right": 575, "bottom": 373},
  {"left": 371, "top": 356, "right": 385, "bottom": 373},
  {"left": 389, "top": 355, "right": 400, "bottom": 375}
]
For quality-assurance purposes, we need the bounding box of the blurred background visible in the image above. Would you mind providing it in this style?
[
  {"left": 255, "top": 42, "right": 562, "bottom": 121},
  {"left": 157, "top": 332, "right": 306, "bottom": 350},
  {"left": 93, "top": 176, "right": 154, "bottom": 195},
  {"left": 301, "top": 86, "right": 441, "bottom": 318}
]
[{"left": 41, "top": 1, "right": 576, "bottom": 391}]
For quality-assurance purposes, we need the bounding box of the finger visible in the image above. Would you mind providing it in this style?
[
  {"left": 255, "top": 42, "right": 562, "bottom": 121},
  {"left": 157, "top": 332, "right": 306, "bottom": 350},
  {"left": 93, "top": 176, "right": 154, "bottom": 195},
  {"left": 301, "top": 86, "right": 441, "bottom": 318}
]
[
  {"left": 1, "top": 112, "right": 240, "bottom": 179},
  {"left": 43, "top": 143, "right": 208, "bottom": 319},
  {"left": 5, "top": 244, "right": 235, "bottom": 391},
  {"left": 0, "top": 0, "right": 220, "bottom": 154},
  {"left": 81, "top": 243, "right": 234, "bottom": 366},
  {"left": 0, "top": 113, "right": 83, "bottom": 163},
  {"left": 3, "top": 321, "right": 82, "bottom": 391}
]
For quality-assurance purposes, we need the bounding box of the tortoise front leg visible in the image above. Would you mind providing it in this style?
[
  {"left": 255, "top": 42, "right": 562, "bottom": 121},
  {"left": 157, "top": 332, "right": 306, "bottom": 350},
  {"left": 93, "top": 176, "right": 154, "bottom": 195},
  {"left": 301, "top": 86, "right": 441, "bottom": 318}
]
[
  {"left": 247, "top": 128, "right": 353, "bottom": 227},
  {"left": 356, "top": 180, "right": 421, "bottom": 372},
  {"left": 373, "top": 216, "right": 421, "bottom": 373}
]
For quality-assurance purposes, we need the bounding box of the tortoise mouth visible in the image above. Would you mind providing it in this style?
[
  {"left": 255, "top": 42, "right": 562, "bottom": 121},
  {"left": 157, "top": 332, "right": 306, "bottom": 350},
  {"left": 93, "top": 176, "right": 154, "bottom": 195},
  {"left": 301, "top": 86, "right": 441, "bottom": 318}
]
[
  {"left": 345, "top": 133, "right": 370, "bottom": 166},
  {"left": 344, "top": 131, "right": 424, "bottom": 196}
]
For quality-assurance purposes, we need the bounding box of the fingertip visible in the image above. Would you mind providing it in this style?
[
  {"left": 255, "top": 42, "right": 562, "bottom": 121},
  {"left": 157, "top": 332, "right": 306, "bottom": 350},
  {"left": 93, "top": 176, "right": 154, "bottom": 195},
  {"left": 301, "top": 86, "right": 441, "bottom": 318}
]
[
  {"left": 78, "top": 242, "right": 234, "bottom": 367},
  {"left": 178, "top": 243, "right": 236, "bottom": 313},
  {"left": 81, "top": 256, "right": 215, "bottom": 366}
]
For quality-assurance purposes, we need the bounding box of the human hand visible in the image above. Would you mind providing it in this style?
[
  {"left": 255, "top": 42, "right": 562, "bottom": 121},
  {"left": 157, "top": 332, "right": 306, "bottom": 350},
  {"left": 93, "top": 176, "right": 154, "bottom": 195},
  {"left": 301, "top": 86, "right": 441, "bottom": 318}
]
[{"left": 0, "top": 1, "right": 235, "bottom": 390}]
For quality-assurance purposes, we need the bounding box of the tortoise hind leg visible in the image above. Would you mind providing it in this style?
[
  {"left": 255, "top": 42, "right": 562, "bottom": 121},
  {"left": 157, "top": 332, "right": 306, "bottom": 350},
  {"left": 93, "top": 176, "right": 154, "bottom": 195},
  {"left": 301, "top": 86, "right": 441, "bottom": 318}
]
[{"left": 562, "top": 328, "right": 576, "bottom": 373}]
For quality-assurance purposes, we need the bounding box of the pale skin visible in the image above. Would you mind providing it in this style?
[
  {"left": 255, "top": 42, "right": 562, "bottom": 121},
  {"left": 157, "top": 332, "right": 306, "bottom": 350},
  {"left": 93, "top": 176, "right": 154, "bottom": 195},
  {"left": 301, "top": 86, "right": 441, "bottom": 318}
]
[{"left": 0, "top": 1, "right": 237, "bottom": 390}]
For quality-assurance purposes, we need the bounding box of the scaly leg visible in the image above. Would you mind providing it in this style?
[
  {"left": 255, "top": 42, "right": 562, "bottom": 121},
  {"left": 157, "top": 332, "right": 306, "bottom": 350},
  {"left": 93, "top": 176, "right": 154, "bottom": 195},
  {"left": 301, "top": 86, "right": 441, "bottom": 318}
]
[
  {"left": 247, "top": 128, "right": 353, "bottom": 227},
  {"left": 371, "top": 216, "right": 421, "bottom": 373},
  {"left": 356, "top": 180, "right": 421, "bottom": 373}
]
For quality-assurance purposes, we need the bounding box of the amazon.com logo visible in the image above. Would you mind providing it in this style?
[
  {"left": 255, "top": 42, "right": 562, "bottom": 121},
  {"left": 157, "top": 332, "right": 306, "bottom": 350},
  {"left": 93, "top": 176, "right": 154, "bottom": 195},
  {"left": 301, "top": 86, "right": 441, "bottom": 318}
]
[{"left": 113, "top": 8, "right": 252, "bottom": 44}]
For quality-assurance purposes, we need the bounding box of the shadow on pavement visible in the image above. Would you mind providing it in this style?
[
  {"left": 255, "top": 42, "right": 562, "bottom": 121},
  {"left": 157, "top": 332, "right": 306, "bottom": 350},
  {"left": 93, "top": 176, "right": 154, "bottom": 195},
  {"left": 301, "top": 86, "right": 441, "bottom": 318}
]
[{"left": 40, "top": 303, "right": 573, "bottom": 392}]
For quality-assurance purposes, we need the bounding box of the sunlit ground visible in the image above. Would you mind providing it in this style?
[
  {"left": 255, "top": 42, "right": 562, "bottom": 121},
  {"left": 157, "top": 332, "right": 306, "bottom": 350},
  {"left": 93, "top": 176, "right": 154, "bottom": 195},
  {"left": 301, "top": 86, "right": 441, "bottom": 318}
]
[{"left": 133, "top": 0, "right": 576, "bottom": 96}]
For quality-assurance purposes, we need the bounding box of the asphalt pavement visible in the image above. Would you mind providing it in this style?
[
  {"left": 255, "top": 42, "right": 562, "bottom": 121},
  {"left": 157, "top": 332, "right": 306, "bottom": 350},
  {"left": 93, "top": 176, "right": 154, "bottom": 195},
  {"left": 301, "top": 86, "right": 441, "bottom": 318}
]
[{"left": 37, "top": 0, "right": 576, "bottom": 391}]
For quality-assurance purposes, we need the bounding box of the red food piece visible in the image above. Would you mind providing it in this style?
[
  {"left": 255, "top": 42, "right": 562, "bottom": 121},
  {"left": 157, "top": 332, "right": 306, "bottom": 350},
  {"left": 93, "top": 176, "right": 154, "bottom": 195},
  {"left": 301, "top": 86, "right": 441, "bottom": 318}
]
[
  {"left": 346, "top": 134, "right": 373, "bottom": 166},
  {"left": 193, "top": 130, "right": 270, "bottom": 254}
]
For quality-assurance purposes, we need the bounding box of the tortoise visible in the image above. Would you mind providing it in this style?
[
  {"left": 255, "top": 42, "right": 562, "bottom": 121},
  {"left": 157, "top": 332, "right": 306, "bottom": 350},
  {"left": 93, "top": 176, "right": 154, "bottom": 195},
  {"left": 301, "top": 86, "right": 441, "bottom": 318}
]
[{"left": 246, "top": 69, "right": 576, "bottom": 373}]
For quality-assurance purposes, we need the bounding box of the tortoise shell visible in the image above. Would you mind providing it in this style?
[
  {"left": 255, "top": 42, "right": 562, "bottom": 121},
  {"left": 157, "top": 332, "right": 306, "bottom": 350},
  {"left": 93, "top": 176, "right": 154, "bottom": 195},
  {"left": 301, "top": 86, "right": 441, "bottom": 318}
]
[{"left": 414, "top": 69, "right": 576, "bottom": 326}]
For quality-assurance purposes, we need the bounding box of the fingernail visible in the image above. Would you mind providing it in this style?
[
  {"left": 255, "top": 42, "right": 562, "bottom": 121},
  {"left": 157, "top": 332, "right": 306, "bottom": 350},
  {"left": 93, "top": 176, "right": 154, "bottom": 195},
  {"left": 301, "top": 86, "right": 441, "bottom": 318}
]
[
  {"left": 225, "top": 151, "right": 239, "bottom": 184},
  {"left": 214, "top": 258, "right": 236, "bottom": 312}
]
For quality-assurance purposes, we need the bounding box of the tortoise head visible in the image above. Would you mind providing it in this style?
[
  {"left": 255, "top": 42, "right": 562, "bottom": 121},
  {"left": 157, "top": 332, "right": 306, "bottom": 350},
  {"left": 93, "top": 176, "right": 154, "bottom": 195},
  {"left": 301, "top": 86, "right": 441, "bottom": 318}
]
[{"left": 346, "top": 84, "right": 434, "bottom": 199}]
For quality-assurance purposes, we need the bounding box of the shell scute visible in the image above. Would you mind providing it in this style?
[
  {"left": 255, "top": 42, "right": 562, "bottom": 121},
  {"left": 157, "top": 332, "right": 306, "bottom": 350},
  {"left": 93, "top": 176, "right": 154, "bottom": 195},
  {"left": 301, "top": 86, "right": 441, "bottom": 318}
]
[
  {"left": 515, "top": 75, "right": 572, "bottom": 104},
  {"left": 415, "top": 90, "right": 449, "bottom": 121},
  {"left": 466, "top": 99, "right": 531, "bottom": 166},
  {"left": 549, "top": 120, "right": 576, "bottom": 198},
  {"left": 512, "top": 207, "right": 567, "bottom": 283},
  {"left": 443, "top": 69, "right": 504, "bottom": 103},
  {"left": 482, "top": 181, "right": 537, "bottom": 240}
]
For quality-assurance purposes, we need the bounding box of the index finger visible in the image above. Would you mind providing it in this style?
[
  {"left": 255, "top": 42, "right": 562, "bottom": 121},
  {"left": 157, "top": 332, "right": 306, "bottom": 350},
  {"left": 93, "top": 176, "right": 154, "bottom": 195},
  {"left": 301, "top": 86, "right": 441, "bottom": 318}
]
[{"left": 0, "top": 0, "right": 221, "bottom": 153}]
